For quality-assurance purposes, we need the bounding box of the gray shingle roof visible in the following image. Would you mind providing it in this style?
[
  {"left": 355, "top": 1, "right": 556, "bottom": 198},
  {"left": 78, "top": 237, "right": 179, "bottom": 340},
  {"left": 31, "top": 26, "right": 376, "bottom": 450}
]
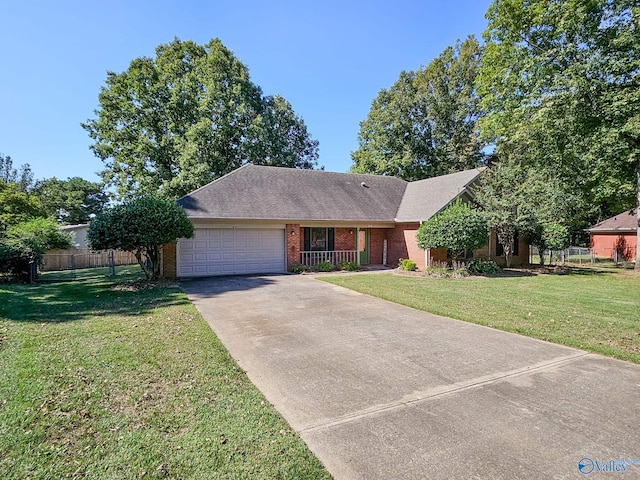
[
  {"left": 588, "top": 209, "right": 638, "bottom": 232},
  {"left": 178, "top": 164, "right": 407, "bottom": 222},
  {"left": 177, "top": 164, "right": 485, "bottom": 223},
  {"left": 394, "top": 168, "right": 485, "bottom": 222}
]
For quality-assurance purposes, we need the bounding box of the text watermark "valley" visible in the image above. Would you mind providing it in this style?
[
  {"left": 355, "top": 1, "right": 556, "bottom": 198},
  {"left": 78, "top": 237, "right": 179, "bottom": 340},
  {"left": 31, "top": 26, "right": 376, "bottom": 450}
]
[{"left": 578, "top": 457, "right": 640, "bottom": 475}]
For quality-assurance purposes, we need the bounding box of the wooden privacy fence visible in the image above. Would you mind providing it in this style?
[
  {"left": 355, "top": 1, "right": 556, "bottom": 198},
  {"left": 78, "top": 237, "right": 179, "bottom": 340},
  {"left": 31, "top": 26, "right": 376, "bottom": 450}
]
[{"left": 41, "top": 249, "right": 138, "bottom": 271}]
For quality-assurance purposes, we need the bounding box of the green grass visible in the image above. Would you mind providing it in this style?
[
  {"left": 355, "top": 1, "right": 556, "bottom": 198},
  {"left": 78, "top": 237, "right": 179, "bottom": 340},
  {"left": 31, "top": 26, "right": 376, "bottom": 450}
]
[
  {"left": 321, "top": 269, "right": 640, "bottom": 364},
  {"left": 0, "top": 268, "right": 329, "bottom": 479}
]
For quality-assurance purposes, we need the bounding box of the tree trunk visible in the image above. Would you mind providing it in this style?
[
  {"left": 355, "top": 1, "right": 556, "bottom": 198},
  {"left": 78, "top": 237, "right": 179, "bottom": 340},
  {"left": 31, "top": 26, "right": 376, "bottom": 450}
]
[
  {"left": 537, "top": 245, "right": 545, "bottom": 266},
  {"left": 504, "top": 243, "right": 512, "bottom": 268},
  {"left": 149, "top": 245, "right": 160, "bottom": 280},
  {"left": 636, "top": 164, "right": 640, "bottom": 270},
  {"left": 135, "top": 249, "right": 152, "bottom": 279}
]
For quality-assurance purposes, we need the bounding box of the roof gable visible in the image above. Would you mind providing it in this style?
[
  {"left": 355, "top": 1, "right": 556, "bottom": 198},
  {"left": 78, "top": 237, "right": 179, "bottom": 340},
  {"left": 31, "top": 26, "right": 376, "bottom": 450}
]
[{"left": 394, "top": 168, "right": 486, "bottom": 222}]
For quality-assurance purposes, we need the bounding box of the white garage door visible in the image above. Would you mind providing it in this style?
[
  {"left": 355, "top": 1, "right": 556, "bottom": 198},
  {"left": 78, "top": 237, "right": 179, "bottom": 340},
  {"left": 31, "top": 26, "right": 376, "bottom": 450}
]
[{"left": 177, "top": 228, "right": 285, "bottom": 277}]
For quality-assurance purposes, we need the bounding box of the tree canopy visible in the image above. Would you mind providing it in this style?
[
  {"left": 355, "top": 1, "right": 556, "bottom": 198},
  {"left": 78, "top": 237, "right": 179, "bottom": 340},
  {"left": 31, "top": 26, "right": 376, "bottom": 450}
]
[
  {"left": 473, "top": 162, "right": 574, "bottom": 266},
  {"left": 477, "top": 0, "right": 640, "bottom": 264},
  {"left": 83, "top": 38, "right": 319, "bottom": 199},
  {"left": 0, "top": 155, "right": 42, "bottom": 233},
  {"left": 87, "top": 195, "right": 193, "bottom": 279},
  {"left": 0, "top": 153, "right": 34, "bottom": 192},
  {"left": 33, "top": 177, "right": 109, "bottom": 225},
  {"left": 0, "top": 181, "right": 42, "bottom": 233},
  {"left": 351, "top": 36, "right": 486, "bottom": 181}
]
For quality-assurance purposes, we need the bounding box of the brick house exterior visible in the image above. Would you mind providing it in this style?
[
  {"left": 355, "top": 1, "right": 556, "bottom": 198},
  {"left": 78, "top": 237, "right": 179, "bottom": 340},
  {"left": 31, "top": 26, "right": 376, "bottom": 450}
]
[
  {"left": 163, "top": 164, "right": 529, "bottom": 278},
  {"left": 588, "top": 209, "right": 637, "bottom": 261}
]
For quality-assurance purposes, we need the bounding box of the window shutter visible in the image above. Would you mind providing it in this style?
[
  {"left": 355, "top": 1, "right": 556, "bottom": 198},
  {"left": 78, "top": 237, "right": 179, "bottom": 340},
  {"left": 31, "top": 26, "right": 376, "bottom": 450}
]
[
  {"left": 303, "top": 228, "right": 311, "bottom": 251},
  {"left": 328, "top": 228, "right": 335, "bottom": 251}
]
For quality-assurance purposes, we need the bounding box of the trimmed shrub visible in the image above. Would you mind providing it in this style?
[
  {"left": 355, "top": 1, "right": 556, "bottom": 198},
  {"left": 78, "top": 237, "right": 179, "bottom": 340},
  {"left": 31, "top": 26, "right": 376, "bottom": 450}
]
[
  {"left": 1, "top": 218, "right": 72, "bottom": 281},
  {"left": 468, "top": 258, "right": 501, "bottom": 275},
  {"left": 399, "top": 259, "right": 417, "bottom": 271},
  {"left": 338, "top": 260, "right": 359, "bottom": 271},
  {"left": 289, "top": 263, "right": 310, "bottom": 274},
  {"left": 317, "top": 260, "right": 333, "bottom": 272}
]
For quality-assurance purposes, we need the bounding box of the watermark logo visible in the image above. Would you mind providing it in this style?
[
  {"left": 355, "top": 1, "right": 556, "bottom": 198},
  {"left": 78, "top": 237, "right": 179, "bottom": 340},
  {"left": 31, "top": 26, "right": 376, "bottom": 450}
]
[
  {"left": 578, "top": 457, "right": 640, "bottom": 475},
  {"left": 578, "top": 458, "right": 595, "bottom": 475}
]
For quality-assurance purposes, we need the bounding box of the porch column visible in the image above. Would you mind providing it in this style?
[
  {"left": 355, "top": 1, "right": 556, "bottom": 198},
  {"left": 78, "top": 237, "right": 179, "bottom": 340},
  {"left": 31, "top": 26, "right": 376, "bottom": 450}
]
[
  {"left": 286, "top": 224, "right": 301, "bottom": 271},
  {"left": 356, "top": 227, "right": 361, "bottom": 265}
]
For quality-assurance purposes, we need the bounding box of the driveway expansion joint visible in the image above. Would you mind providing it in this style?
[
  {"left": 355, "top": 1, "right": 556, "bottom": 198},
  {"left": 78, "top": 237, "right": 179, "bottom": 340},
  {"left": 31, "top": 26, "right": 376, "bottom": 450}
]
[{"left": 299, "top": 351, "right": 591, "bottom": 434}]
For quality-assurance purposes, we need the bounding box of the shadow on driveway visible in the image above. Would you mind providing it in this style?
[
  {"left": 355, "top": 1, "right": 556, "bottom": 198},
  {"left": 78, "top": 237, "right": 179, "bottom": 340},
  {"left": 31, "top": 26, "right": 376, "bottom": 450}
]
[{"left": 178, "top": 274, "right": 282, "bottom": 298}]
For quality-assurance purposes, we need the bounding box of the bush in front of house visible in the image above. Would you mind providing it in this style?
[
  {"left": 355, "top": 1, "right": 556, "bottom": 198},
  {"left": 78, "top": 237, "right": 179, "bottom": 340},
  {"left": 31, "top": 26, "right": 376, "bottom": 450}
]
[
  {"left": 399, "top": 259, "right": 417, "bottom": 271},
  {"left": 424, "top": 261, "right": 469, "bottom": 278},
  {"left": 416, "top": 199, "right": 488, "bottom": 259},
  {"left": 338, "top": 260, "right": 359, "bottom": 271},
  {"left": 317, "top": 260, "right": 333, "bottom": 272},
  {"left": 468, "top": 258, "right": 501, "bottom": 275},
  {"left": 289, "top": 263, "right": 310, "bottom": 274}
]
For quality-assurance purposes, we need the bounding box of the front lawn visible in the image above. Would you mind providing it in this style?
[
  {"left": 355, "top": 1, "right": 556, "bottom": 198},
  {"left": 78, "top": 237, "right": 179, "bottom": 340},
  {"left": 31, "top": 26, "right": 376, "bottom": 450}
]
[
  {"left": 321, "top": 269, "right": 640, "bottom": 364},
  {"left": 0, "top": 268, "right": 329, "bottom": 479}
]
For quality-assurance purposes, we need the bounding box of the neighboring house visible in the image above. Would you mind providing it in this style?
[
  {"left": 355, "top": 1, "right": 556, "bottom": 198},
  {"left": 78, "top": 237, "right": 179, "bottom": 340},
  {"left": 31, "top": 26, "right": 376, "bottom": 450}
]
[
  {"left": 588, "top": 209, "right": 638, "bottom": 261},
  {"left": 60, "top": 223, "right": 90, "bottom": 249},
  {"left": 162, "top": 164, "right": 529, "bottom": 278}
]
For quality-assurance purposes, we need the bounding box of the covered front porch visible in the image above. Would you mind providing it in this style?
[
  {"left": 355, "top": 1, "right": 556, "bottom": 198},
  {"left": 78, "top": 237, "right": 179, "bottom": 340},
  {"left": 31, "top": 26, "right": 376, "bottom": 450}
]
[{"left": 286, "top": 224, "right": 390, "bottom": 270}]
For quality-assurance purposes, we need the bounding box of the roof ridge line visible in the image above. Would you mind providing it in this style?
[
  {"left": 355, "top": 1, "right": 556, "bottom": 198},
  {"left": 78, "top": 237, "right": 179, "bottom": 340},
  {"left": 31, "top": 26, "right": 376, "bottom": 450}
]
[{"left": 176, "top": 163, "right": 252, "bottom": 202}]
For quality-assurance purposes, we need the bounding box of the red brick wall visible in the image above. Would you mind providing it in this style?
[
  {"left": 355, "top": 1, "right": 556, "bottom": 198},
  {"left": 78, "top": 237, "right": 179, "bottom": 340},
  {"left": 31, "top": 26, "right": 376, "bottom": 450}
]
[
  {"left": 387, "top": 223, "right": 423, "bottom": 269},
  {"left": 591, "top": 233, "right": 637, "bottom": 260},
  {"left": 162, "top": 242, "right": 177, "bottom": 279},
  {"left": 286, "top": 224, "right": 301, "bottom": 270},
  {"left": 427, "top": 247, "right": 448, "bottom": 265},
  {"left": 335, "top": 228, "right": 355, "bottom": 251},
  {"left": 369, "top": 228, "right": 386, "bottom": 265}
]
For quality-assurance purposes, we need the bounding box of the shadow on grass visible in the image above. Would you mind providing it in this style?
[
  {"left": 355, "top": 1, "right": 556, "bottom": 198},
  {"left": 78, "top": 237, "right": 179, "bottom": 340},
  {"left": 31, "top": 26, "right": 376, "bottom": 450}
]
[
  {"left": 0, "top": 269, "right": 191, "bottom": 324},
  {"left": 522, "top": 265, "right": 622, "bottom": 276}
]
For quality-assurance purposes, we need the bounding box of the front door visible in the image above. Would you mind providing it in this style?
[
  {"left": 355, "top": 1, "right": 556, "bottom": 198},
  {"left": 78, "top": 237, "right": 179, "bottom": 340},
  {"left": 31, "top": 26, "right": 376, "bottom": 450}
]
[{"left": 358, "top": 229, "right": 370, "bottom": 264}]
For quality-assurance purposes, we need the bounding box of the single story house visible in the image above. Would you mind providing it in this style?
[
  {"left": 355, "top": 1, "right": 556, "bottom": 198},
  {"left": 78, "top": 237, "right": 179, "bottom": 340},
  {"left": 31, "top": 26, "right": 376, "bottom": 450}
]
[
  {"left": 588, "top": 209, "right": 638, "bottom": 261},
  {"left": 162, "top": 164, "right": 529, "bottom": 278}
]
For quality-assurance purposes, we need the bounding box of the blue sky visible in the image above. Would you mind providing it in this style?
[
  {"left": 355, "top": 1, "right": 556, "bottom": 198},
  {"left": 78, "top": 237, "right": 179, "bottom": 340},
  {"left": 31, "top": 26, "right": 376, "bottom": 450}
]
[{"left": 0, "top": 0, "right": 491, "bottom": 183}]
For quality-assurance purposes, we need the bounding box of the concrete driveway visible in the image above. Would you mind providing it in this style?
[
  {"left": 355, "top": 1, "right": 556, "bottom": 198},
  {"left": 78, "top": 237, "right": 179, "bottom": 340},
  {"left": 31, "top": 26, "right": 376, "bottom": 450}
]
[{"left": 182, "top": 274, "right": 640, "bottom": 479}]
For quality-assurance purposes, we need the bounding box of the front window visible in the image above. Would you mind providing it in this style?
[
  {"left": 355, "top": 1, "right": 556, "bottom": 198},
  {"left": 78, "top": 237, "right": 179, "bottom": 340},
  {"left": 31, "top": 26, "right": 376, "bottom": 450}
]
[{"left": 303, "top": 227, "right": 335, "bottom": 251}]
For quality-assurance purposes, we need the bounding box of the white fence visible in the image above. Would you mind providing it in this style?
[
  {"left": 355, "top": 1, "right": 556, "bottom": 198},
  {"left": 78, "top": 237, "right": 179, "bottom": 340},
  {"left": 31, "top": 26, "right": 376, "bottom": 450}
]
[{"left": 300, "top": 250, "right": 358, "bottom": 266}]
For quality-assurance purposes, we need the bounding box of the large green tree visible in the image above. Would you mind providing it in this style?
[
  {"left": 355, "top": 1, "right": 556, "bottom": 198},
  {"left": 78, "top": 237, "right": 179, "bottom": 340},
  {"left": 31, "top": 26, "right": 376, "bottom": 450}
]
[
  {"left": 83, "top": 38, "right": 319, "bottom": 199},
  {"left": 33, "top": 177, "right": 109, "bottom": 225},
  {"left": 477, "top": 0, "right": 640, "bottom": 265},
  {"left": 351, "top": 36, "right": 486, "bottom": 180},
  {"left": 0, "top": 181, "right": 42, "bottom": 233},
  {"left": 87, "top": 195, "right": 193, "bottom": 280},
  {"left": 416, "top": 199, "right": 488, "bottom": 259},
  {"left": 474, "top": 162, "right": 575, "bottom": 266}
]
